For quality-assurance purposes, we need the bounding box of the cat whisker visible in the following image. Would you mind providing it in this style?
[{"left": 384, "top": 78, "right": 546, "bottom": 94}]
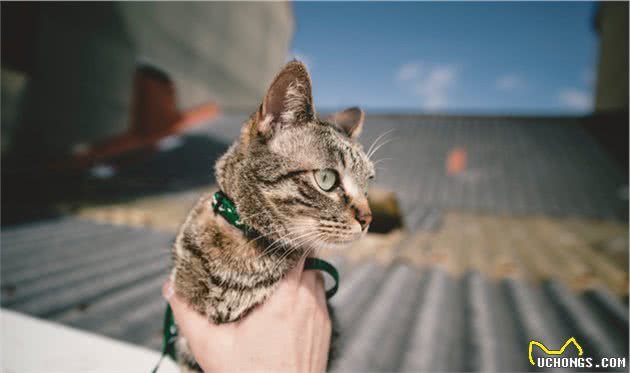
[
  {"left": 366, "top": 129, "right": 395, "bottom": 158},
  {"left": 224, "top": 225, "right": 290, "bottom": 265},
  {"left": 367, "top": 132, "right": 394, "bottom": 160},
  {"left": 295, "top": 232, "right": 325, "bottom": 260},
  {"left": 296, "top": 244, "right": 316, "bottom": 270},
  {"left": 272, "top": 229, "right": 318, "bottom": 258},
  {"left": 271, "top": 231, "right": 323, "bottom": 273},
  {"left": 254, "top": 231, "right": 299, "bottom": 260},
  {"left": 224, "top": 221, "right": 318, "bottom": 265},
  {"left": 255, "top": 229, "right": 317, "bottom": 260},
  {"left": 367, "top": 137, "right": 394, "bottom": 160},
  {"left": 282, "top": 229, "right": 321, "bottom": 251},
  {"left": 267, "top": 235, "right": 316, "bottom": 272},
  {"left": 372, "top": 157, "right": 393, "bottom": 165}
]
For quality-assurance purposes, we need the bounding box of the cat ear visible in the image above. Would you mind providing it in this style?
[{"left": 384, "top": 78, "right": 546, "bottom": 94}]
[
  {"left": 326, "top": 107, "right": 364, "bottom": 139},
  {"left": 257, "top": 60, "right": 315, "bottom": 136}
]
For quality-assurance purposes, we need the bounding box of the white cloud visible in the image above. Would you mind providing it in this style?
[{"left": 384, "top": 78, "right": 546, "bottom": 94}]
[
  {"left": 414, "top": 65, "right": 457, "bottom": 110},
  {"left": 396, "top": 63, "right": 422, "bottom": 82},
  {"left": 495, "top": 74, "right": 523, "bottom": 91},
  {"left": 558, "top": 89, "right": 592, "bottom": 111},
  {"left": 396, "top": 62, "right": 457, "bottom": 111}
]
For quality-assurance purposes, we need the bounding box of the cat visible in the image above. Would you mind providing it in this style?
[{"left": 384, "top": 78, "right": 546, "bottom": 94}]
[{"left": 170, "top": 60, "right": 374, "bottom": 372}]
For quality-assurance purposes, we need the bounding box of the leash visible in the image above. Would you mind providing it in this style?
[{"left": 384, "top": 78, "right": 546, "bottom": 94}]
[
  {"left": 152, "top": 191, "right": 339, "bottom": 372},
  {"left": 151, "top": 305, "right": 177, "bottom": 373}
]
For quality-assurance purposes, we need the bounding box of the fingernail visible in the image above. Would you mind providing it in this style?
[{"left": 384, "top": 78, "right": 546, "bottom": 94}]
[{"left": 162, "top": 281, "right": 174, "bottom": 300}]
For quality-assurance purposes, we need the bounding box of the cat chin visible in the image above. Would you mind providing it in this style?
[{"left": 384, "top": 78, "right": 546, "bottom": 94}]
[
  {"left": 325, "top": 242, "right": 353, "bottom": 250},
  {"left": 314, "top": 239, "right": 356, "bottom": 251}
]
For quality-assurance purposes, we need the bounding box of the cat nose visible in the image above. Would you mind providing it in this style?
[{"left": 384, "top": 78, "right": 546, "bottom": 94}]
[{"left": 353, "top": 202, "right": 372, "bottom": 230}]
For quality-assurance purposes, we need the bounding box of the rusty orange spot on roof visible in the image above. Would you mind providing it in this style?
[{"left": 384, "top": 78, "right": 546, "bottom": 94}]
[{"left": 446, "top": 147, "right": 467, "bottom": 175}]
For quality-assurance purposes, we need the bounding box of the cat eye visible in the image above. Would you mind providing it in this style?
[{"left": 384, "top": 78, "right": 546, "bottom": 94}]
[{"left": 314, "top": 169, "right": 338, "bottom": 191}]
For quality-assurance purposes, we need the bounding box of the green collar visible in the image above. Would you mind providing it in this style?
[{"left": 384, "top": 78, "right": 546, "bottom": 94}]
[
  {"left": 211, "top": 190, "right": 249, "bottom": 231},
  {"left": 152, "top": 191, "right": 340, "bottom": 372}
]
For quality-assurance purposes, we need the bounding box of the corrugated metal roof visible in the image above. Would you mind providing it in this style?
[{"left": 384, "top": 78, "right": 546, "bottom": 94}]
[
  {"left": 1, "top": 218, "right": 172, "bottom": 350},
  {"left": 1, "top": 114, "right": 628, "bottom": 371},
  {"left": 196, "top": 114, "right": 627, "bottom": 221},
  {"left": 1, "top": 218, "right": 627, "bottom": 371}
]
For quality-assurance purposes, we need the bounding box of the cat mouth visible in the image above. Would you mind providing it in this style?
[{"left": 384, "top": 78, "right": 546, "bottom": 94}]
[{"left": 287, "top": 220, "right": 364, "bottom": 250}]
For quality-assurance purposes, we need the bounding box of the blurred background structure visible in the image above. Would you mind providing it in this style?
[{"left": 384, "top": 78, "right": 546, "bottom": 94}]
[{"left": 1, "top": 2, "right": 628, "bottom": 372}]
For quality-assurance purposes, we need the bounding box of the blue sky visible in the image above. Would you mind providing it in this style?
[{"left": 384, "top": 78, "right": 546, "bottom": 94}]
[{"left": 290, "top": 2, "right": 598, "bottom": 114}]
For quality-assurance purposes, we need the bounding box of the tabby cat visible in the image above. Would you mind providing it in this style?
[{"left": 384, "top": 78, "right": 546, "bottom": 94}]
[{"left": 170, "top": 60, "right": 374, "bottom": 372}]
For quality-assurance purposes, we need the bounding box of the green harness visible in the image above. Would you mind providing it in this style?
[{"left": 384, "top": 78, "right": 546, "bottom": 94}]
[{"left": 152, "top": 191, "right": 340, "bottom": 372}]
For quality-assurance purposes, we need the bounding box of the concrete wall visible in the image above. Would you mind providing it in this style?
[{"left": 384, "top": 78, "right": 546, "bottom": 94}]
[
  {"left": 14, "top": 3, "right": 136, "bottom": 159},
  {"left": 4, "top": 3, "right": 293, "bottom": 160},
  {"left": 120, "top": 2, "right": 293, "bottom": 111},
  {"left": 594, "top": 2, "right": 629, "bottom": 113},
  {"left": 1, "top": 68, "right": 29, "bottom": 156}
]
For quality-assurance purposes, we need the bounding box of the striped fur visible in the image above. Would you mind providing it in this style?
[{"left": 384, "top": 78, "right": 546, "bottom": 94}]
[{"left": 171, "top": 61, "right": 373, "bottom": 371}]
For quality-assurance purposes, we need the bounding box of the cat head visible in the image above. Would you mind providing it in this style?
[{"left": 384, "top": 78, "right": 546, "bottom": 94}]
[{"left": 216, "top": 60, "right": 374, "bottom": 251}]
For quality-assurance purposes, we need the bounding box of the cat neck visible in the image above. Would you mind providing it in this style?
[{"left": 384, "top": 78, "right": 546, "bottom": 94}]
[{"left": 209, "top": 201, "right": 304, "bottom": 272}]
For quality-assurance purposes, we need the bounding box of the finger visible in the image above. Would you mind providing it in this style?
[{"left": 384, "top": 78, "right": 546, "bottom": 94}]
[
  {"left": 313, "top": 270, "right": 327, "bottom": 305},
  {"left": 317, "top": 317, "right": 333, "bottom": 373},
  {"left": 261, "top": 268, "right": 302, "bottom": 312},
  {"left": 258, "top": 255, "right": 308, "bottom": 312},
  {"left": 300, "top": 268, "right": 324, "bottom": 292},
  {"left": 162, "top": 280, "right": 175, "bottom": 300},
  {"left": 272, "top": 254, "right": 307, "bottom": 295},
  {"left": 290, "top": 254, "right": 308, "bottom": 281},
  {"left": 300, "top": 256, "right": 327, "bottom": 303},
  {"left": 300, "top": 270, "right": 327, "bottom": 306}
]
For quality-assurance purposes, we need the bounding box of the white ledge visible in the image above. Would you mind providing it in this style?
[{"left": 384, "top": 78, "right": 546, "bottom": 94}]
[{"left": 1, "top": 308, "right": 178, "bottom": 373}]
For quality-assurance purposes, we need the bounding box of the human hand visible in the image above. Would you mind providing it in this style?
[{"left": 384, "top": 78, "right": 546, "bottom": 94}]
[{"left": 162, "top": 258, "right": 332, "bottom": 373}]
